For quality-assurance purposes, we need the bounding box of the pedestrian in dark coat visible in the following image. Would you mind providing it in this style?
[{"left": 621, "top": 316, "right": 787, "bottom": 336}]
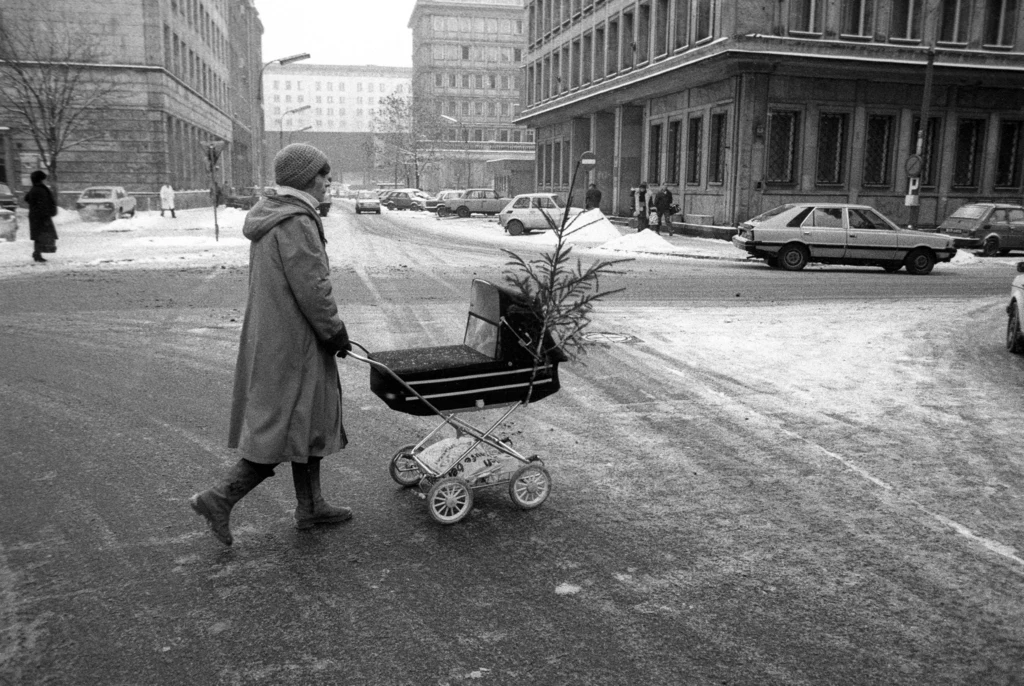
[
  {"left": 634, "top": 182, "right": 651, "bottom": 232},
  {"left": 190, "top": 143, "right": 353, "bottom": 546},
  {"left": 584, "top": 183, "right": 602, "bottom": 211},
  {"left": 653, "top": 185, "right": 674, "bottom": 236},
  {"left": 24, "top": 170, "right": 58, "bottom": 263}
]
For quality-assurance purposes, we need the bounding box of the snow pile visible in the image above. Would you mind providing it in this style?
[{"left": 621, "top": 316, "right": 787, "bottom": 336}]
[
  {"left": 951, "top": 249, "right": 980, "bottom": 265},
  {"left": 597, "top": 229, "right": 677, "bottom": 254},
  {"left": 561, "top": 210, "right": 623, "bottom": 243}
]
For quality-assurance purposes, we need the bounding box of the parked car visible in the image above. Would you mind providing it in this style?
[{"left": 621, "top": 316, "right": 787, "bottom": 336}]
[
  {"left": 441, "top": 188, "right": 508, "bottom": 218},
  {"left": 76, "top": 186, "right": 137, "bottom": 221},
  {"left": 0, "top": 208, "right": 17, "bottom": 241},
  {"left": 1008, "top": 262, "right": 1024, "bottom": 354},
  {"left": 384, "top": 189, "right": 430, "bottom": 211},
  {"left": 731, "top": 203, "right": 957, "bottom": 275},
  {"left": 224, "top": 187, "right": 262, "bottom": 210},
  {"left": 498, "top": 193, "right": 584, "bottom": 235},
  {"left": 937, "top": 203, "right": 1024, "bottom": 256},
  {"left": 426, "top": 190, "right": 464, "bottom": 213},
  {"left": 0, "top": 183, "right": 16, "bottom": 211},
  {"left": 354, "top": 190, "right": 381, "bottom": 214},
  {"left": 319, "top": 180, "right": 333, "bottom": 217}
]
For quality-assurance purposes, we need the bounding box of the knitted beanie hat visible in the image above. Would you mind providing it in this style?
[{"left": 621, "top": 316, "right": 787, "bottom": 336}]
[{"left": 274, "top": 143, "right": 329, "bottom": 189}]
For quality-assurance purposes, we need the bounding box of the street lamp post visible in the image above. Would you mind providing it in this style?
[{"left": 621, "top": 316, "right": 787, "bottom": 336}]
[
  {"left": 440, "top": 114, "right": 468, "bottom": 188},
  {"left": 561, "top": 151, "right": 597, "bottom": 230},
  {"left": 257, "top": 53, "right": 310, "bottom": 185},
  {"left": 277, "top": 105, "right": 311, "bottom": 151}
]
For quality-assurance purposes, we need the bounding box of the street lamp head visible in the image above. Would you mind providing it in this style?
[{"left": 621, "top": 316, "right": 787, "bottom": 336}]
[
  {"left": 277, "top": 53, "right": 311, "bottom": 66},
  {"left": 440, "top": 114, "right": 460, "bottom": 125}
]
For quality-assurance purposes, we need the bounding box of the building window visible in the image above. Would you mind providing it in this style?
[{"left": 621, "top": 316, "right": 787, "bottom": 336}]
[
  {"left": 985, "top": 0, "right": 1017, "bottom": 45},
  {"left": 666, "top": 120, "right": 681, "bottom": 184},
  {"left": 608, "top": 18, "right": 619, "bottom": 74},
  {"left": 315, "top": 81, "right": 321, "bottom": 90},
  {"left": 766, "top": 110, "right": 800, "bottom": 184},
  {"left": 816, "top": 113, "right": 848, "bottom": 186},
  {"left": 622, "top": 11, "right": 634, "bottom": 69},
  {"left": 462, "top": 74, "right": 470, "bottom": 89},
  {"left": 890, "top": 0, "right": 922, "bottom": 39},
  {"left": 637, "top": 3, "right": 651, "bottom": 63},
  {"left": 436, "top": 72, "right": 444, "bottom": 87},
  {"left": 514, "top": 48, "right": 523, "bottom": 61},
  {"left": 545, "top": 143, "right": 554, "bottom": 184},
  {"left": 449, "top": 73, "right": 457, "bottom": 87},
  {"left": 910, "top": 117, "right": 941, "bottom": 187},
  {"left": 953, "top": 118, "right": 986, "bottom": 187},
  {"left": 476, "top": 74, "right": 484, "bottom": 89},
  {"left": 842, "top": 0, "right": 874, "bottom": 36},
  {"left": 654, "top": 0, "right": 669, "bottom": 55},
  {"left": 462, "top": 45, "right": 470, "bottom": 59},
  {"left": 708, "top": 112, "right": 727, "bottom": 184},
  {"left": 562, "top": 139, "right": 571, "bottom": 184},
  {"left": 939, "top": 0, "right": 970, "bottom": 42},
  {"left": 862, "top": 114, "right": 894, "bottom": 186},
  {"left": 686, "top": 116, "right": 703, "bottom": 185},
  {"left": 996, "top": 120, "right": 1024, "bottom": 188},
  {"left": 791, "top": 0, "right": 823, "bottom": 32},
  {"left": 649, "top": 123, "right": 663, "bottom": 183},
  {"left": 489, "top": 74, "right": 497, "bottom": 88},
  {"left": 692, "top": 0, "right": 713, "bottom": 42}
]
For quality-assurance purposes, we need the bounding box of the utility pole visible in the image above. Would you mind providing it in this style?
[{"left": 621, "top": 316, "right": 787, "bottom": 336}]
[{"left": 906, "top": 2, "right": 937, "bottom": 229}]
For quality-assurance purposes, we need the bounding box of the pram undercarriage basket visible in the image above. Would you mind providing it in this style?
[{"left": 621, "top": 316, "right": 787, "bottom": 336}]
[{"left": 349, "top": 279, "right": 563, "bottom": 524}]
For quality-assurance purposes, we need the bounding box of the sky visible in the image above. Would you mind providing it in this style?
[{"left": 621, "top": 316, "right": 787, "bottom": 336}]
[{"left": 253, "top": 0, "right": 418, "bottom": 68}]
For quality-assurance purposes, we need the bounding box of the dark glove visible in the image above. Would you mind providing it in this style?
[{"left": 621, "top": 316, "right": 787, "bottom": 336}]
[{"left": 328, "top": 326, "right": 352, "bottom": 358}]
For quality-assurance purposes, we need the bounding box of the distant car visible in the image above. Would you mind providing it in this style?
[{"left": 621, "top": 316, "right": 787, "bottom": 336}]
[
  {"left": 498, "top": 193, "right": 584, "bottom": 235},
  {"left": 731, "top": 203, "right": 956, "bottom": 275},
  {"left": 384, "top": 189, "right": 429, "bottom": 211},
  {"left": 937, "top": 203, "right": 1024, "bottom": 256},
  {"left": 426, "top": 190, "right": 464, "bottom": 214},
  {"left": 355, "top": 190, "right": 381, "bottom": 214},
  {"left": 76, "top": 186, "right": 137, "bottom": 221},
  {"left": 442, "top": 188, "right": 508, "bottom": 218},
  {"left": 0, "top": 183, "right": 16, "bottom": 211},
  {"left": 1008, "top": 262, "right": 1024, "bottom": 354},
  {"left": 0, "top": 208, "right": 17, "bottom": 241}
]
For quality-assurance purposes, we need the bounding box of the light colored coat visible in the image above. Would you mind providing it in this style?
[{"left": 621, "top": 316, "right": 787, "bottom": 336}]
[
  {"left": 227, "top": 194, "right": 347, "bottom": 464},
  {"left": 159, "top": 185, "right": 175, "bottom": 210}
]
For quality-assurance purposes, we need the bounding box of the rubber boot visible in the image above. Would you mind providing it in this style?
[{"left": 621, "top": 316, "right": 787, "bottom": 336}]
[
  {"left": 189, "top": 459, "right": 273, "bottom": 545},
  {"left": 292, "top": 458, "right": 352, "bottom": 530}
]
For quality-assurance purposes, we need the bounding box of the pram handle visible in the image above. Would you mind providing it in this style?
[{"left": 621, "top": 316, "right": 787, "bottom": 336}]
[{"left": 344, "top": 341, "right": 448, "bottom": 419}]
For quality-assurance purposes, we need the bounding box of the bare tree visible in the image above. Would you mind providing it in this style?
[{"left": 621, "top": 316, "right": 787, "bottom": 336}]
[
  {"left": 371, "top": 92, "right": 448, "bottom": 190},
  {"left": 0, "top": 12, "right": 121, "bottom": 197}
]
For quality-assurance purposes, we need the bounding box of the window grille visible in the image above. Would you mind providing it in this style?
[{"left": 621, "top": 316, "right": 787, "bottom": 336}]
[
  {"left": 996, "top": 120, "right": 1024, "bottom": 188},
  {"left": 862, "top": 115, "right": 893, "bottom": 186},
  {"left": 953, "top": 118, "right": 986, "bottom": 187},
  {"left": 667, "top": 120, "right": 681, "bottom": 184},
  {"left": 709, "top": 112, "right": 727, "bottom": 184},
  {"left": 816, "top": 113, "right": 848, "bottom": 186},
  {"left": 766, "top": 110, "right": 799, "bottom": 184},
  {"left": 686, "top": 116, "right": 703, "bottom": 185}
]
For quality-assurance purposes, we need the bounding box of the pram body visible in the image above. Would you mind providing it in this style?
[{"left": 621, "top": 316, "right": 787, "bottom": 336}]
[{"left": 350, "top": 279, "right": 562, "bottom": 524}]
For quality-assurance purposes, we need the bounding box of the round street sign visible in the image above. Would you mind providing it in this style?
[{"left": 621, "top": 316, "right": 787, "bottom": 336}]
[{"left": 905, "top": 154, "right": 923, "bottom": 178}]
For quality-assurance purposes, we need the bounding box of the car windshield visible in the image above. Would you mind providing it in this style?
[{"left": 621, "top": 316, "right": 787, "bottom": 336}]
[
  {"left": 81, "top": 189, "right": 113, "bottom": 199},
  {"left": 747, "top": 204, "right": 794, "bottom": 224},
  {"left": 0, "top": 183, "right": 11, "bottom": 195},
  {"left": 949, "top": 205, "right": 988, "bottom": 219}
]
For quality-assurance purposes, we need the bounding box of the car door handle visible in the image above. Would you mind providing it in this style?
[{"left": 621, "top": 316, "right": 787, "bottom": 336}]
[{"left": 848, "top": 234, "right": 857, "bottom": 239}]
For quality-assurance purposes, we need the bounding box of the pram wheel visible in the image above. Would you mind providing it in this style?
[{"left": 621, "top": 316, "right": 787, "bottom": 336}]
[
  {"left": 389, "top": 444, "right": 422, "bottom": 487},
  {"left": 508, "top": 465, "right": 552, "bottom": 510},
  {"left": 426, "top": 477, "right": 474, "bottom": 524}
]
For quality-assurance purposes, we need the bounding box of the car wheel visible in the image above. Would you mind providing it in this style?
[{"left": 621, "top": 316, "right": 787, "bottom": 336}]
[
  {"left": 982, "top": 236, "right": 1001, "bottom": 257},
  {"left": 1007, "top": 305, "right": 1024, "bottom": 354},
  {"left": 882, "top": 262, "right": 902, "bottom": 273},
  {"left": 376, "top": 209, "right": 381, "bottom": 214},
  {"left": 355, "top": 208, "right": 360, "bottom": 214},
  {"left": 128, "top": 208, "right": 136, "bottom": 218},
  {"left": 456, "top": 206, "right": 470, "bottom": 218},
  {"left": 506, "top": 219, "right": 525, "bottom": 236},
  {"left": 438, "top": 206, "right": 450, "bottom": 217},
  {"left": 904, "top": 248, "right": 935, "bottom": 275},
  {"left": 778, "top": 244, "right": 809, "bottom": 271}
]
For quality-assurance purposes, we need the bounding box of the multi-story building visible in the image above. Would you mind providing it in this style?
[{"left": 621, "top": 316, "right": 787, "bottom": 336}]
[
  {"left": 518, "top": 0, "right": 1024, "bottom": 226},
  {"left": 0, "top": 0, "right": 263, "bottom": 205},
  {"left": 263, "top": 64, "right": 412, "bottom": 186},
  {"left": 408, "top": 0, "right": 535, "bottom": 192}
]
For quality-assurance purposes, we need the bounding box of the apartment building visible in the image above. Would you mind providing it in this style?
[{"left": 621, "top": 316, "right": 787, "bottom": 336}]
[{"left": 518, "top": 0, "right": 1024, "bottom": 225}]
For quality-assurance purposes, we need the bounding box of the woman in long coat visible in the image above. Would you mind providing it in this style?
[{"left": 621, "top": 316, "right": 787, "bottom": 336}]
[
  {"left": 24, "top": 170, "right": 58, "bottom": 263},
  {"left": 190, "top": 143, "right": 352, "bottom": 546}
]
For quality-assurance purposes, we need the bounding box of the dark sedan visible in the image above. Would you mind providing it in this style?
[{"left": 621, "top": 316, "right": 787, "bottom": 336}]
[{"left": 937, "top": 203, "right": 1024, "bottom": 256}]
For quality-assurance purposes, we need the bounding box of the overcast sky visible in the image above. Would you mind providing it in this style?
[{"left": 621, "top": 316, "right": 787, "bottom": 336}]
[{"left": 253, "top": 0, "right": 417, "bottom": 68}]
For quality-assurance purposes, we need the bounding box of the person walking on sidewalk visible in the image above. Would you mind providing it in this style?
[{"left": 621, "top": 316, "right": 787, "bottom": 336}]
[
  {"left": 159, "top": 183, "right": 176, "bottom": 218},
  {"left": 24, "top": 170, "right": 58, "bottom": 263},
  {"left": 634, "top": 182, "right": 651, "bottom": 232},
  {"left": 585, "top": 182, "right": 602, "bottom": 211},
  {"left": 190, "top": 143, "right": 353, "bottom": 546},
  {"left": 653, "top": 185, "right": 674, "bottom": 236}
]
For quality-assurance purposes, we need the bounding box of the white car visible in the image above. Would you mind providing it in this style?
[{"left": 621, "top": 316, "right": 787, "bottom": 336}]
[
  {"left": 732, "top": 202, "right": 957, "bottom": 275},
  {"left": 1007, "top": 262, "right": 1024, "bottom": 354},
  {"left": 442, "top": 188, "right": 508, "bottom": 218},
  {"left": 498, "top": 193, "right": 584, "bottom": 235},
  {"left": 0, "top": 208, "right": 17, "bottom": 242}
]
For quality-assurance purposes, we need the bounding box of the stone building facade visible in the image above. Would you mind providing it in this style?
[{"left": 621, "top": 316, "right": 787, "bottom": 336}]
[
  {"left": 408, "top": 0, "right": 535, "bottom": 191},
  {"left": 0, "top": 0, "right": 262, "bottom": 205},
  {"left": 518, "top": 0, "right": 1024, "bottom": 226},
  {"left": 262, "top": 64, "right": 412, "bottom": 187}
]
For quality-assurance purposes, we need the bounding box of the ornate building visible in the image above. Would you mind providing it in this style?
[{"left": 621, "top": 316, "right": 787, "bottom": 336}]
[
  {"left": 408, "top": 0, "right": 535, "bottom": 191},
  {"left": 0, "top": 0, "right": 262, "bottom": 205},
  {"left": 518, "top": 0, "right": 1024, "bottom": 226}
]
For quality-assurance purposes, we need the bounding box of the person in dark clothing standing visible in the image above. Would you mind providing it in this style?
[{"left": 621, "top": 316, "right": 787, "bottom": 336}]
[
  {"left": 584, "top": 183, "right": 602, "bottom": 211},
  {"left": 653, "top": 185, "right": 674, "bottom": 236},
  {"left": 24, "top": 170, "right": 58, "bottom": 263},
  {"left": 634, "top": 182, "right": 650, "bottom": 232}
]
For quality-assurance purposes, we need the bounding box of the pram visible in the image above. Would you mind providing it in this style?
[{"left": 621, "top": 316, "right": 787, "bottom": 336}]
[{"left": 348, "top": 278, "right": 564, "bottom": 524}]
